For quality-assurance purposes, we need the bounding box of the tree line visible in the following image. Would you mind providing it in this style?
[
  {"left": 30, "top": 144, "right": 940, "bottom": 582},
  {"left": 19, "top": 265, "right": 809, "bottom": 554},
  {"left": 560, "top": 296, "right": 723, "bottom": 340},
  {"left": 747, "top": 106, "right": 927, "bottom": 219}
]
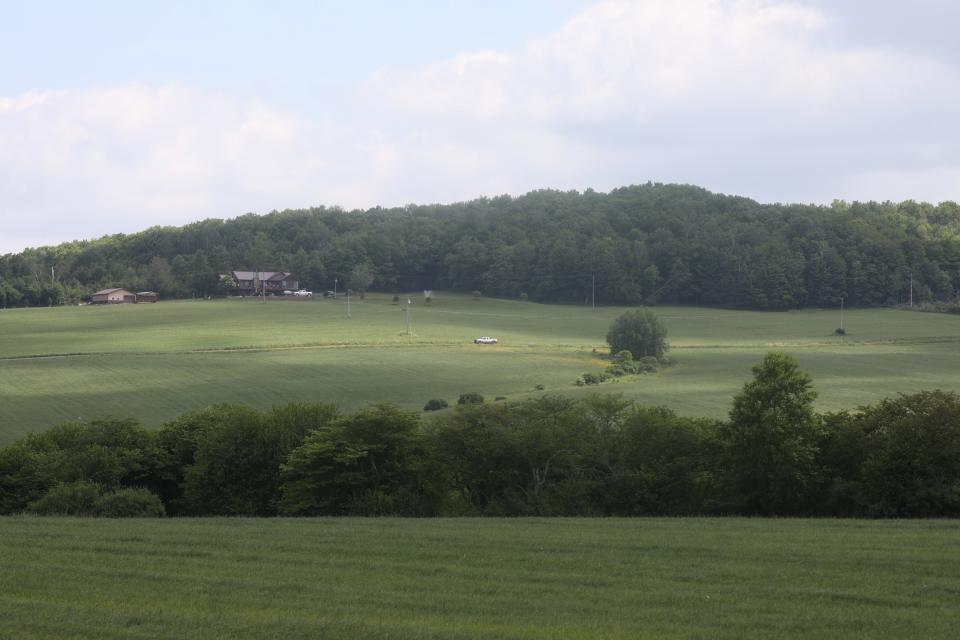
[
  {"left": 3, "top": 183, "right": 960, "bottom": 310},
  {"left": 3, "top": 353, "right": 959, "bottom": 518}
]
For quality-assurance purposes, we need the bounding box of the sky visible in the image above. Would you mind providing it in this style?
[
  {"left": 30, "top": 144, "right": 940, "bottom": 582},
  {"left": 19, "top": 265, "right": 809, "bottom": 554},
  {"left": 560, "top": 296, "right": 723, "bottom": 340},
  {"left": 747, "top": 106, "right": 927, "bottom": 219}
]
[{"left": 2, "top": 0, "right": 959, "bottom": 254}]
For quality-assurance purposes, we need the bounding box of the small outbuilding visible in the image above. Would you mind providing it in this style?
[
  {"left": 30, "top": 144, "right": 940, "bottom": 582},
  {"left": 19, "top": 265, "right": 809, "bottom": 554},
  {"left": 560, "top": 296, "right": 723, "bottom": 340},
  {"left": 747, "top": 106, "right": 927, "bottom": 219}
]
[
  {"left": 91, "top": 288, "right": 137, "bottom": 304},
  {"left": 136, "top": 291, "right": 159, "bottom": 303}
]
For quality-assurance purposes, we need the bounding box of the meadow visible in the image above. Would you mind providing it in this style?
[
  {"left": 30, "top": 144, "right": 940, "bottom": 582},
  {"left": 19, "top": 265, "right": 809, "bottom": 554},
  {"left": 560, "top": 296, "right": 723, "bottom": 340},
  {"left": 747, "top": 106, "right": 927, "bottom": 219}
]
[
  {"left": 2, "top": 293, "right": 960, "bottom": 443},
  {"left": 0, "top": 517, "right": 957, "bottom": 639}
]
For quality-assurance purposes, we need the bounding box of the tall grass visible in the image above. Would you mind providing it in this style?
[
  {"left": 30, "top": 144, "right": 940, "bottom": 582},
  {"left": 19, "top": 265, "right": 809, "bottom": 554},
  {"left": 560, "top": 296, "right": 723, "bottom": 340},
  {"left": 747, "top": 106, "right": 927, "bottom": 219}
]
[{"left": 0, "top": 517, "right": 957, "bottom": 639}]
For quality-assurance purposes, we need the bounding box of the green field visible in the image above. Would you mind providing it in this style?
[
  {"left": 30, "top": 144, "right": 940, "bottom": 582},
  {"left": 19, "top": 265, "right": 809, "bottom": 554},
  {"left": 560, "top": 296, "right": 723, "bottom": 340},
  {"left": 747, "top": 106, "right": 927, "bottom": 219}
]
[
  {"left": 0, "top": 517, "right": 957, "bottom": 639},
  {"left": 2, "top": 294, "right": 960, "bottom": 443}
]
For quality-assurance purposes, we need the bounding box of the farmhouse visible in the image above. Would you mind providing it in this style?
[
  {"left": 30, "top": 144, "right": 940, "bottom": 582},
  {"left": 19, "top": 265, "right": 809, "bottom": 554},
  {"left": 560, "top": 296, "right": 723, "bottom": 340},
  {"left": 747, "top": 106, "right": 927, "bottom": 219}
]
[
  {"left": 226, "top": 271, "right": 299, "bottom": 296},
  {"left": 91, "top": 288, "right": 136, "bottom": 304},
  {"left": 136, "top": 291, "right": 159, "bottom": 303}
]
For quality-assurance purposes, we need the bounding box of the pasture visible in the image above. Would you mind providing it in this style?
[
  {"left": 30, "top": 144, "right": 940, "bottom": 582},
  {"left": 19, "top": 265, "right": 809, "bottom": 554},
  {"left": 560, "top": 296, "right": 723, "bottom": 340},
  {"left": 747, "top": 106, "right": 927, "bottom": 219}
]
[
  {"left": 1, "top": 517, "right": 958, "bottom": 639},
  {"left": 2, "top": 294, "right": 960, "bottom": 443}
]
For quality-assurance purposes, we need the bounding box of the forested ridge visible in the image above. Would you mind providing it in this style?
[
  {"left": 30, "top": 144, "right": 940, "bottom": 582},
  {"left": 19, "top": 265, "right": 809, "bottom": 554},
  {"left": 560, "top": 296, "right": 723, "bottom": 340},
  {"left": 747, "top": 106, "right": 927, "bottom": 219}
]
[{"left": 3, "top": 183, "right": 960, "bottom": 309}]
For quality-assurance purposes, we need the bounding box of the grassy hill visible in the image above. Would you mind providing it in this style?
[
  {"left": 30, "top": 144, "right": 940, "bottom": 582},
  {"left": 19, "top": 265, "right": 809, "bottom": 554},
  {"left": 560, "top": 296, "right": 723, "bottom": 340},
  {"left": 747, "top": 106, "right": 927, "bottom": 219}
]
[
  {"left": 1, "top": 517, "right": 958, "bottom": 639},
  {"left": 2, "top": 293, "right": 960, "bottom": 443}
]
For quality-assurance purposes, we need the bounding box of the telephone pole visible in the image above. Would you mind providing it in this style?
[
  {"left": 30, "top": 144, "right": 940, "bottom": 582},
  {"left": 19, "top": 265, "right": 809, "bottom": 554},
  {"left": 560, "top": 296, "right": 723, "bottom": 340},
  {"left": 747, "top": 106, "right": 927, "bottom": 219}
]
[
  {"left": 591, "top": 274, "right": 596, "bottom": 310},
  {"left": 347, "top": 289, "right": 351, "bottom": 318},
  {"left": 405, "top": 298, "right": 412, "bottom": 335}
]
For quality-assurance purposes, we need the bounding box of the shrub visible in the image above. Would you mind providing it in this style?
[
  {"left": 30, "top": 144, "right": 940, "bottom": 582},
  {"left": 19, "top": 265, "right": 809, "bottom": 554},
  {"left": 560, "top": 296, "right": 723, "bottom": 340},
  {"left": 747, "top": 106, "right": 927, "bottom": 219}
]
[
  {"left": 392, "top": 294, "right": 400, "bottom": 304},
  {"left": 27, "top": 480, "right": 101, "bottom": 516},
  {"left": 835, "top": 327, "right": 846, "bottom": 335},
  {"left": 94, "top": 487, "right": 166, "bottom": 517},
  {"left": 423, "top": 399, "right": 449, "bottom": 412},
  {"left": 457, "top": 392, "right": 485, "bottom": 405},
  {"left": 495, "top": 396, "right": 507, "bottom": 402},
  {"left": 582, "top": 373, "right": 608, "bottom": 385},
  {"left": 534, "top": 384, "right": 544, "bottom": 390}
]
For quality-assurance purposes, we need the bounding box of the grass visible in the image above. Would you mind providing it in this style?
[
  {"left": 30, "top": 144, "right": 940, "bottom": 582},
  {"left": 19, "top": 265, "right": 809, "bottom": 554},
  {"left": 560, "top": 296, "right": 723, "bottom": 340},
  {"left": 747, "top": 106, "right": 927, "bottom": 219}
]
[
  {"left": 0, "top": 517, "right": 958, "bottom": 639},
  {"left": 2, "top": 294, "right": 960, "bottom": 443}
]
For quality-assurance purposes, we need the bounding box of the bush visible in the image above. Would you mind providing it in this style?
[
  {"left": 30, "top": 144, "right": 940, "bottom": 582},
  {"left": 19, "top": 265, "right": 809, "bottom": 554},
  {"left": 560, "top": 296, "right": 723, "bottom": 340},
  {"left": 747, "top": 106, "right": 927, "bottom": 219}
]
[
  {"left": 27, "top": 480, "right": 101, "bottom": 516},
  {"left": 457, "top": 392, "right": 485, "bottom": 405},
  {"left": 94, "top": 487, "right": 166, "bottom": 517},
  {"left": 835, "top": 327, "right": 846, "bottom": 335},
  {"left": 581, "top": 372, "right": 609, "bottom": 385},
  {"left": 423, "top": 399, "right": 449, "bottom": 412},
  {"left": 606, "top": 310, "right": 669, "bottom": 360}
]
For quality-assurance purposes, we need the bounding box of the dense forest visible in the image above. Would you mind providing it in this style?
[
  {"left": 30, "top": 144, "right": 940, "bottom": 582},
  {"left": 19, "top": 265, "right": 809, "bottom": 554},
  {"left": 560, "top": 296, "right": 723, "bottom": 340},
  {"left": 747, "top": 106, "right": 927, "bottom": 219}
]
[
  {"left": 3, "top": 183, "right": 960, "bottom": 310},
  {"left": 3, "top": 354, "right": 959, "bottom": 518}
]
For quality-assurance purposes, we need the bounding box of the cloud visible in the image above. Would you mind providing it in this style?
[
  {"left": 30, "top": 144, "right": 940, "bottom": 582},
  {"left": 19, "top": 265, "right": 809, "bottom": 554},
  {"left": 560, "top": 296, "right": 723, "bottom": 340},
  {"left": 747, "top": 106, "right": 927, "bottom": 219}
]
[
  {"left": 368, "top": 0, "right": 960, "bottom": 201},
  {"left": 2, "top": 0, "right": 960, "bottom": 253},
  {"left": 0, "top": 85, "right": 376, "bottom": 252}
]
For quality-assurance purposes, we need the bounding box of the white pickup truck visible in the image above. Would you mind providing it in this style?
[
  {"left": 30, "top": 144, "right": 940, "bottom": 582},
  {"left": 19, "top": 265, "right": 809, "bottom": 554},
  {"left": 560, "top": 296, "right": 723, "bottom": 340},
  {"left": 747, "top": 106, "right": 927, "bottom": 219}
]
[
  {"left": 474, "top": 336, "right": 498, "bottom": 344},
  {"left": 292, "top": 289, "right": 313, "bottom": 297}
]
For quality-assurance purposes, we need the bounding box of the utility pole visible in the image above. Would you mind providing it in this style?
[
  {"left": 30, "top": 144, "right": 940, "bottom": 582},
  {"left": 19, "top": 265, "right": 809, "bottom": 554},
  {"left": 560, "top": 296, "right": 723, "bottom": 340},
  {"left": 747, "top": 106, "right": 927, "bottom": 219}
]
[
  {"left": 347, "top": 289, "right": 351, "bottom": 318},
  {"left": 334, "top": 278, "right": 338, "bottom": 299},
  {"left": 909, "top": 271, "right": 914, "bottom": 307},
  {"left": 591, "top": 274, "right": 596, "bottom": 310},
  {"left": 840, "top": 296, "right": 844, "bottom": 331},
  {"left": 405, "top": 298, "right": 412, "bottom": 335}
]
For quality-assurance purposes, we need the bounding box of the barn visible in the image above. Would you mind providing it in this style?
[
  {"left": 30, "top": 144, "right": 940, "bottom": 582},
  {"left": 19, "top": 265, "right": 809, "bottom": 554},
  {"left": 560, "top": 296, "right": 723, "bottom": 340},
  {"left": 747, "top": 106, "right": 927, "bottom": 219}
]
[{"left": 90, "top": 288, "right": 137, "bottom": 304}]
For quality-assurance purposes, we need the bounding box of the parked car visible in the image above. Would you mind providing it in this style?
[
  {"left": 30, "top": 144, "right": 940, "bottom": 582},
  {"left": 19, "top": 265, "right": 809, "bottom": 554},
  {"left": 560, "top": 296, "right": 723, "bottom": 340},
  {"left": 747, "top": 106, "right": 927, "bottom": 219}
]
[
  {"left": 323, "top": 291, "right": 336, "bottom": 298},
  {"left": 293, "top": 290, "right": 313, "bottom": 297},
  {"left": 474, "top": 336, "right": 498, "bottom": 344}
]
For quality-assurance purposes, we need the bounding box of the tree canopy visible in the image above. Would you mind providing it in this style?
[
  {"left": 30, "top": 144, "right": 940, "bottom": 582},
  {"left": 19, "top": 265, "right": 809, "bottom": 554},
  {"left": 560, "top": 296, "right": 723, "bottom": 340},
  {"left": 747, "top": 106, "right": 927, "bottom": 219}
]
[
  {"left": 721, "top": 352, "right": 821, "bottom": 515},
  {"left": 606, "top": 310, "right": 669, "bottom": 360}
]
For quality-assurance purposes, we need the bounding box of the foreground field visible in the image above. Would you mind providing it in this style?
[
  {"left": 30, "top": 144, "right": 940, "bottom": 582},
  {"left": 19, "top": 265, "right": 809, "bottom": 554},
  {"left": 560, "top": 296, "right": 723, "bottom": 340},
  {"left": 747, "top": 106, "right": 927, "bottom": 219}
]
[
  {"left": 0, "top": 517, "right": 957, "bottom": 639},
  {"left": 2, "top": 294, "right": 960, "bottom": 442}
]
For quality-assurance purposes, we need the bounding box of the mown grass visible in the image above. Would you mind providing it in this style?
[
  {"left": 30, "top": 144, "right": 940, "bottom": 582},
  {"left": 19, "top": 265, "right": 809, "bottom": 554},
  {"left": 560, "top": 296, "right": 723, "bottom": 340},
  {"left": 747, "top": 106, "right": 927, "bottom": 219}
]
[
  {"left": 0, "top": 517, "right": 957, "bottom": 639},
  {"left": 2, "top": 294, "right": 960, "bottom": 443}
]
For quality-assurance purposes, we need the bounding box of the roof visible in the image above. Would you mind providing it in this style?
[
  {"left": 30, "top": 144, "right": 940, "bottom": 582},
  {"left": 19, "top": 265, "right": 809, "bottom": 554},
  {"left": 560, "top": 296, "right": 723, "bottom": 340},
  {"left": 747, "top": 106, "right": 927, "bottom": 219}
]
[
  {"left": 136, "top": 291, "right": 158, "bottom": 296},
  {"left": 231, "top": 271, "right": 293, "bottom": 281},
  {"left": 92, "top": 288, "right": 133, "bottom": 296}
]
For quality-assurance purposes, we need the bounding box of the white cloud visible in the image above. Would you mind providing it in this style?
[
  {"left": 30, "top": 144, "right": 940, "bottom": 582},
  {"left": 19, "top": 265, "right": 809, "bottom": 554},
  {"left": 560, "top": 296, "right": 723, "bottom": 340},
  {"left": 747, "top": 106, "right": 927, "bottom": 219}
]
[
  {"left": 368, "top": 0, "right": 960, "bottom": 202},
  {"left": 0, "top": 85, "right": 387, "bottom": 252},
  {"left": 2, "top": 0, "right": 960, "bottom": 253}
]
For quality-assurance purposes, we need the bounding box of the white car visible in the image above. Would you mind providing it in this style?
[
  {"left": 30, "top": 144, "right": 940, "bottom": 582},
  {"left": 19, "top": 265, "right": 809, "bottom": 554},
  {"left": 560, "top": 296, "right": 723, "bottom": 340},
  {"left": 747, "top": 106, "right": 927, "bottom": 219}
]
[
  {"left": 293, "top": 289, "right": 313, "bottom": 297},
  {"left": 474, "top": 336, "right": 498, "bottom": 344}
]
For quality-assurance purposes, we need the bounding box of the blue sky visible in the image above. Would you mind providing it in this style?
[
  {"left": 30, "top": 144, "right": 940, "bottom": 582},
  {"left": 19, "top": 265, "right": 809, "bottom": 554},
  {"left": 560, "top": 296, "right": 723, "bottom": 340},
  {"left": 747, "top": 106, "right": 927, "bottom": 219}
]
[{"left": 2, "top": 1, "right": 959, "bottom": 253}]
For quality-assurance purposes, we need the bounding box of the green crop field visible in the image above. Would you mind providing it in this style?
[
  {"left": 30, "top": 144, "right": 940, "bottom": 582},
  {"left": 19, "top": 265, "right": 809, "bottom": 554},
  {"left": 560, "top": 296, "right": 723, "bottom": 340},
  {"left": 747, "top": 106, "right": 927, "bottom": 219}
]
[
  {"left": 2, "top": 293, "right": 960, "bottom": 443},
  {"left": 0, "top": 517, "right": 958, "bottom": 639}
]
